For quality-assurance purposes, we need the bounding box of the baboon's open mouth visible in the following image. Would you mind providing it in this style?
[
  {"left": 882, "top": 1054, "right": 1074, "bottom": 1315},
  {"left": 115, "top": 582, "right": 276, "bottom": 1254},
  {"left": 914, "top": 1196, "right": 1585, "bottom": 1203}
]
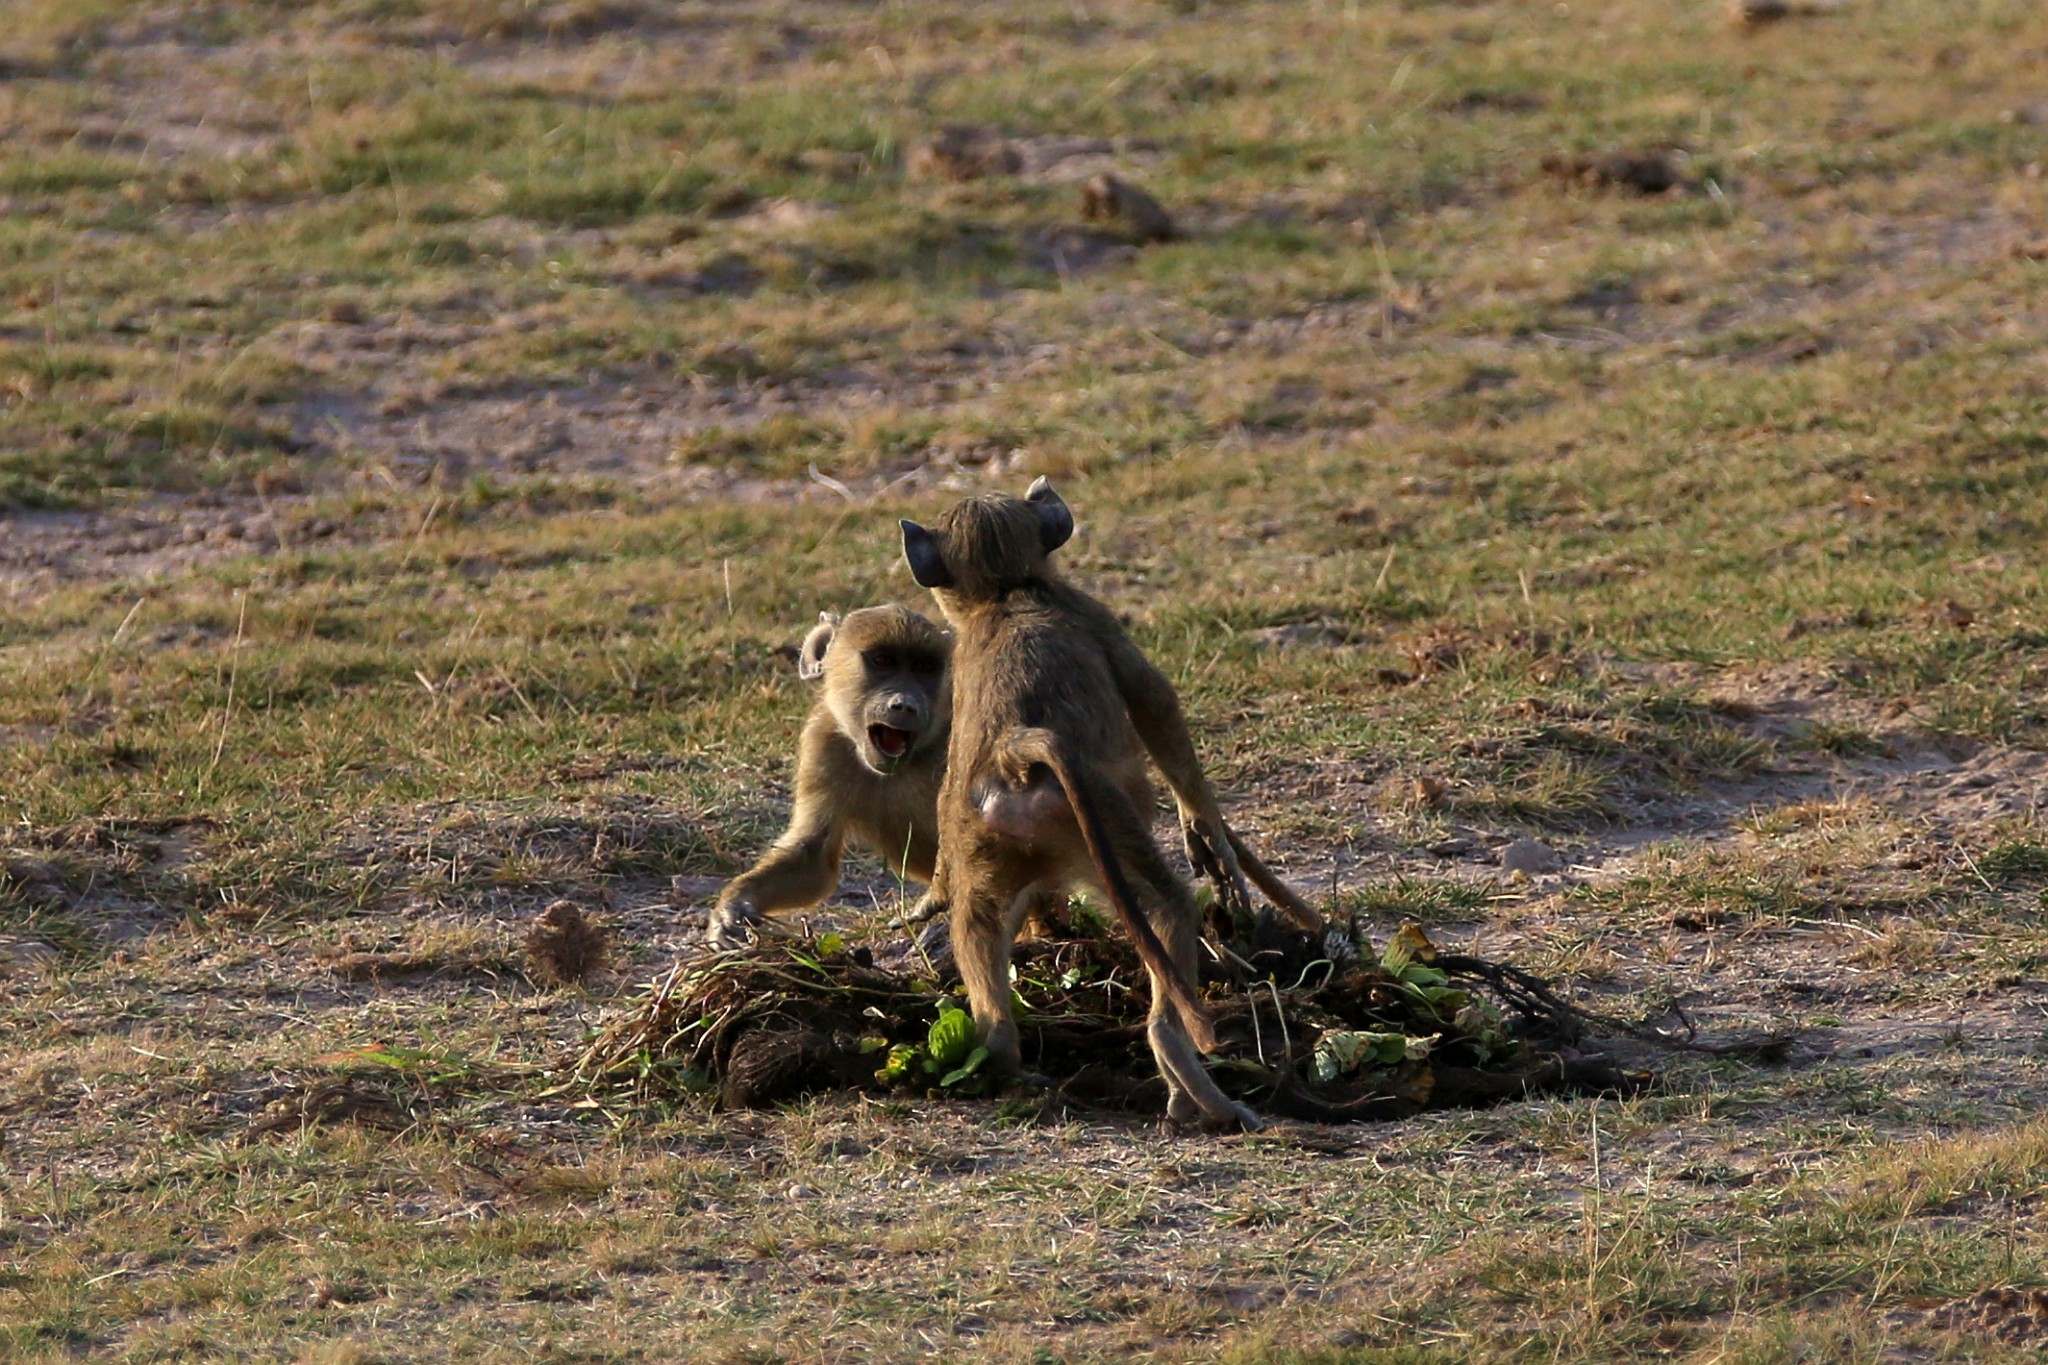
[{"left": 868, "top": 724, "right": 914, "bottom": 759}]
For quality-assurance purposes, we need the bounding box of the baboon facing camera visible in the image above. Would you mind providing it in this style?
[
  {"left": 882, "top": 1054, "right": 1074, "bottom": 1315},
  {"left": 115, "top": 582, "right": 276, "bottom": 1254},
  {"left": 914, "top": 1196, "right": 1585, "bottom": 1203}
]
[{"left": 709, "top": 605, "right": 951, "bottom": 947}]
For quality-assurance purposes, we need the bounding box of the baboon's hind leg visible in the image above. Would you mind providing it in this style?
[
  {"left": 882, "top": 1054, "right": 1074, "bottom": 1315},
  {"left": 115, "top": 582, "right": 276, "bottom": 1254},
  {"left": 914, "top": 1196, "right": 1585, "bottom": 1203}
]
[
  {"left": 950, "top": 877, "right": 1035, "bottom": 1077},
  {"left": 1103, "top": 806, "right": 1263, "bottom": 1131}
]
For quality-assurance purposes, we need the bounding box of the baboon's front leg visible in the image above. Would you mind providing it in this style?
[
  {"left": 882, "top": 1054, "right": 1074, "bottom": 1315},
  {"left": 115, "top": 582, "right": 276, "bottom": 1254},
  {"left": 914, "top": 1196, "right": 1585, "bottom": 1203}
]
[
  {"left": 1109, "top": 644, "right": 1256, "bottom": 923},
  {"left": 710, "top": 806, "right": 845, "bottom": 946}
]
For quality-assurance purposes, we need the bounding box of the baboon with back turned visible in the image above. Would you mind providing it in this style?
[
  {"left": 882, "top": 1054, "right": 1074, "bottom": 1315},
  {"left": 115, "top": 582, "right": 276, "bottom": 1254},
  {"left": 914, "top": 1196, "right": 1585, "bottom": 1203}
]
[{"left": 900, "top": 479, "right": 1264, "bottom": 1130}]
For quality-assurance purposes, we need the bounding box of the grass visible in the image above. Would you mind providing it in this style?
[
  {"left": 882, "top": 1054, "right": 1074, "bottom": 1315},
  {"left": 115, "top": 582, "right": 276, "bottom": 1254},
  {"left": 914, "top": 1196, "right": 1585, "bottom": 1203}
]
[{"left": 4, "top": 0, "right": 2048, "bottom": 1358}]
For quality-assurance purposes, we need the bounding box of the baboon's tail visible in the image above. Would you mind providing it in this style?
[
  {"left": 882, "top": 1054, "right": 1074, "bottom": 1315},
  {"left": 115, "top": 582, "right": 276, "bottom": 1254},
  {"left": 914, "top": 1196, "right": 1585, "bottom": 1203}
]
[
  {"left": 1226, "top": 825, "right": 1324, "bottom": 932},
  {"left": 999, "top": 727, "right": 1218, "bottom": 1052}
]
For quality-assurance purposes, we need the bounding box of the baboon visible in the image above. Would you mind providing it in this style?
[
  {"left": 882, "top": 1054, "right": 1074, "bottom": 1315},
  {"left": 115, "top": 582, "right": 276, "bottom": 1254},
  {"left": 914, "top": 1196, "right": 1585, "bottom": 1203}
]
[
  {"left": 710, "top": 603, "right": 1317, "bottom": 949},
  {"left": 900, "top": 479, "right": 1267, "bottom": 1130},
  {"left": 708, "top": 606, "right": 951, "bottom": 947}
]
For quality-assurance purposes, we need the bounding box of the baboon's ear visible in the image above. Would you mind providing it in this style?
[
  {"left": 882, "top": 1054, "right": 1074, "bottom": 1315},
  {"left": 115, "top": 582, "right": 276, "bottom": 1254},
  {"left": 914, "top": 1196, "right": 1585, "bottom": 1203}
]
[
  {"left": 900, "top": 520, "right": 955, "bottom": 589},
  {"left": 797, "top": 612, "right": 839, "bottom": 681},
  {"left": 1025, "top": 476, "right": 1073, "bottom": 552}
]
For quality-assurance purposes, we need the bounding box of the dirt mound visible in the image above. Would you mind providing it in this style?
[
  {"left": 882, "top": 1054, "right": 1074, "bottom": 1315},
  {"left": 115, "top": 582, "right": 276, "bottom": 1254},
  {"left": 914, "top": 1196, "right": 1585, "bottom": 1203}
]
[{"left": 574, "top": 917, "right": 1649, "bottom": 1121}]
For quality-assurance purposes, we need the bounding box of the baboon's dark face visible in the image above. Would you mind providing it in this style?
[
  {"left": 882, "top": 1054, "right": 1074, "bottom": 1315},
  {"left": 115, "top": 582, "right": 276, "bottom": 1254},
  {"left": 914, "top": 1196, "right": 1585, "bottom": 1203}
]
[{"left": 818, "top": 607, "right": 951, "bottom": 775}]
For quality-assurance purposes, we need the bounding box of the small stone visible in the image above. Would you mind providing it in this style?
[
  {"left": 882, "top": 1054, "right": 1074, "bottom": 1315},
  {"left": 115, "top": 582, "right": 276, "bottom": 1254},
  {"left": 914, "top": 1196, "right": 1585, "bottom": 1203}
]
[
  {"left": 0, "top": 938, "right": 59, "bottom": 975},
  {"left": 1247, "top": 622, "right": 1352, "bottom": 651},
  {"left": 669, "top": 874, "right": 725, "bottom": 905},
  {"left": 1499, "top": 838, "right": 1561, "bottom": 876},
  {"left": 786, "top": 1184, "right": 817, "bottom": 1200},
  {"left": 1077, "top": 173, "right": 1179, "bottom": 244}
]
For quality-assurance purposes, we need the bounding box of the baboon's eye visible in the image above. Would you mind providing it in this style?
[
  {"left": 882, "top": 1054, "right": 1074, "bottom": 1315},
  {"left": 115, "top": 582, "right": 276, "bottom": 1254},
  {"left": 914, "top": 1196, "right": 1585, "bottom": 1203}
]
[{"left": 863, "top": 649, "right": 897, "bottom": 672}]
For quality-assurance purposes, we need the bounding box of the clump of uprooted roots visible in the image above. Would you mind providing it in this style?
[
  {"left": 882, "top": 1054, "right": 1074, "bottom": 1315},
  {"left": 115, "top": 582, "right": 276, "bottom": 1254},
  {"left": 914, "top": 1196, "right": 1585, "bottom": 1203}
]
[{"left": 571, "top": 911, "right": 1654, "bottom": 1121}]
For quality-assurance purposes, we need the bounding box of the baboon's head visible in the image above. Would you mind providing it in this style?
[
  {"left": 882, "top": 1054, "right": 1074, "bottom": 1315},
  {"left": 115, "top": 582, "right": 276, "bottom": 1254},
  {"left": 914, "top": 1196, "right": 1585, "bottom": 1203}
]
[
  {"left": 798, "top": 604, "right": 951, "bottom": 775},
  {"left": 899, "top": 477, "right": 1074, "bottom": 609}
]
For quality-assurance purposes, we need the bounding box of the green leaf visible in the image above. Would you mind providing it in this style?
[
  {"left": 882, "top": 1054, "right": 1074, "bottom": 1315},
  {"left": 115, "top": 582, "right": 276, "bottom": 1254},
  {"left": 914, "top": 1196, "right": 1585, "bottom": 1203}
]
[
  {"left": 1310, "top": 1030, "right": 1437, "bottom": 1083},
  {"left": 1380, "top": 921, "right": 1440, "bottom": 980},
  {"left": 925, "top": 1004, "right": 977, "bottom": 1071},
  {"left": 939, "top": 1046, "right": 989, "bottom": 1088},
  {"left": 877, "top": 1043, "right": 921, "bottom": 1084},
  {"left": 1401, "top": 982, "right": 1468, "bottom": 1020}
]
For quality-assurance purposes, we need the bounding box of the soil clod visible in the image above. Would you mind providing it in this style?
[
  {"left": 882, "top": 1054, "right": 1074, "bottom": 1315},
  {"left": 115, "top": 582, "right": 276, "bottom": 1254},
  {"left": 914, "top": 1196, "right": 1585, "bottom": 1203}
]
[
  {"left": 1540, "top": 149, "right": 1686, "bottom": 194},
  {"left": 1728, "top": 0, "right": 1838, "bottom": 24},
  {"left": 323, "top": 949, "right": 455, "bottom": 982},
  {"left": 243, "top": 1081, "right": 407, "bottom": 1142},
  {"left": 1079, "top": 173, "right": 1180, "bottom": 243},
  {"left": 525, "top": 900, "right": 611, "bottom": 986},
  {"left": 1924, "top": 1287, "right": 2048, "bottom": 1346},
  {"left": 1499, "top": 838, "right": 1561, "bottom": 877}
]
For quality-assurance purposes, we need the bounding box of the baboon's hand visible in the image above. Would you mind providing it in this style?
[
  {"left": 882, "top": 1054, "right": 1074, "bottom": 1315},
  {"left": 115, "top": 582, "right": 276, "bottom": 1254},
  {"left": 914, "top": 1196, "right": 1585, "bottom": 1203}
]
[
  {"left": 706, "top": 895, "right": 762, "bottom": 948},
  {"left": 1181, "top": 811, "right": 1252, "bottom": 922}
]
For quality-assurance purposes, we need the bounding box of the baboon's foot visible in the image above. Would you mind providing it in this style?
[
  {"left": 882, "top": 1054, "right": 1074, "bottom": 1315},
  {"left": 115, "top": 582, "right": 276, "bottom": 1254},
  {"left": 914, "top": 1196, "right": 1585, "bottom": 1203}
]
[
  {"left": 885, "top": 892, "right": 945, "bottom": 932},
  {"left": 705, "top": 898, "right": 762, "bottom": 948},
  {"left": 980, "top": 1018, "right": 1023, "bottom": 1078},
  {"left": 1154, "top": 1016, "right": 1264, "bottom": 1132},
  {"left": 1166, "top": 1087, "right": 1264, "bottom": 1133}
]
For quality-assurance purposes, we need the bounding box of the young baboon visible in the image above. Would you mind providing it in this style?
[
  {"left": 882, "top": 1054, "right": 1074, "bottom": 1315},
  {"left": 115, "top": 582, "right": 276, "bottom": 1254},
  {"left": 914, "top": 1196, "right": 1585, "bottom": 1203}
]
[
  {"left": 711, "top": 602, "right": 1318, "bottom": 952},
  {"left": 708, "top": 605, "right": 951, "bottom": 947},
  {"left": 900, "top": 479, "right": 1265, "bottom": 1130}
]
